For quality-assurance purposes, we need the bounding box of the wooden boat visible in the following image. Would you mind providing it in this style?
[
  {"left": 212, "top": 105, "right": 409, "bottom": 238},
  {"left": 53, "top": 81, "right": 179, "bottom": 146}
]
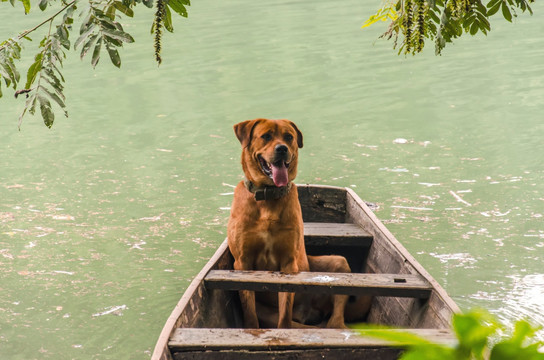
[{"left": 152, "top": 185, "right": 460, "bottom": 360}]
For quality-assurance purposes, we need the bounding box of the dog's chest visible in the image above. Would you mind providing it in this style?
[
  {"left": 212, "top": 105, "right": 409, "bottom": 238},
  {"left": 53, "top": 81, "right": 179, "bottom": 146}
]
[{"left": 254, "top": 232, "right": 281, "bottom": 270}]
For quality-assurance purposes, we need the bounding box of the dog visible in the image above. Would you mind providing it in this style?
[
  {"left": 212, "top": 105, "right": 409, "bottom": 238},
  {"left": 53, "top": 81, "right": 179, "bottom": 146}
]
[{"left": 227, "top": 118, "right": 368, "bottom": 329}]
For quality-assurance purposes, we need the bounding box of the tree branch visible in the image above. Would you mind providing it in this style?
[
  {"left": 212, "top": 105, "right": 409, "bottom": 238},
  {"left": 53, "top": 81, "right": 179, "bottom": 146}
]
[{"left": 0, "top": 0, "right": 77, "bottom": 52}]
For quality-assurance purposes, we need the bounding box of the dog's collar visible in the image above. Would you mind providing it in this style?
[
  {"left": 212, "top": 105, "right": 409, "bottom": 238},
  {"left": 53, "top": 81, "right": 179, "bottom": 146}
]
[{"left": 244, "top": 180, "right": 292, "bottom": 201}]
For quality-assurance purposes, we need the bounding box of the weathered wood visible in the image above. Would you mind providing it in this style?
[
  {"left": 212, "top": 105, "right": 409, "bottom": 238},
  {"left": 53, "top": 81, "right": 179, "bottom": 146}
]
[
  {"left": 152, "top": 241, "right": 233, "bottom": 360},
  {"left": 173, "top": 348, "right": 403, "bottom": 360},
  {"left": 344, "top": 188, "right": 460, "bottom": 328},
  {"left": 204, "top": 270, "right": 432, "bottom": 298},
  {"left": 169, "top": 328, "right": 456, "bottom": 351},
  {"left": 297, "top": 185, "right": 347, "bottom": 223},
  {"left": 304, "top": 222, "right": 373, "bottom": 247}
]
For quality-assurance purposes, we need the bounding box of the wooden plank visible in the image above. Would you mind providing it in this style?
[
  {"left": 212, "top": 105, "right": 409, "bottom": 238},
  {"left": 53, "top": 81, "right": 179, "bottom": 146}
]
[
  {"left": 205, "top": 270, "right": 432, "bottom": 298},
  {"left": 173, "top": 348, "right": 402, "bottom": 360},
  {"left": 304, "top": 222, "right": 373, "bottom": 247},
  {"left": 297, "top": 185, "right": 347, "bottom": 223},
  {"left": 169, "top": 328, "right": 456, "bottom": 351}
]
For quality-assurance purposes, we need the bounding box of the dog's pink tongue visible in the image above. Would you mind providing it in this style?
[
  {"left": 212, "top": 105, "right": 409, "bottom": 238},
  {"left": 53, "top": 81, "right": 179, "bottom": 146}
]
[{"left": 271, "top": 163, "right": 289, "bottom": 187}]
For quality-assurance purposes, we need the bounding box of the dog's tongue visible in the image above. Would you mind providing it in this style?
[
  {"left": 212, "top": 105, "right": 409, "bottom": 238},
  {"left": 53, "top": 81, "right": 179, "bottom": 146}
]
[{"left": 271, "top": 163, "right": 289, "bottom": 187}]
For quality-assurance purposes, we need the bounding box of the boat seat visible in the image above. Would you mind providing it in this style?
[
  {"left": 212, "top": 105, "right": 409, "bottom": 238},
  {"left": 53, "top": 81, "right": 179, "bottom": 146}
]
[
  {"left": 204, "top": 270, "right": 433, "bottom": 298},
  {"left": 168, "top": 328, "right": 456, "bottom": 352},
  {"left": 303, "top": 222, "right": 373, "bottom": 247}
]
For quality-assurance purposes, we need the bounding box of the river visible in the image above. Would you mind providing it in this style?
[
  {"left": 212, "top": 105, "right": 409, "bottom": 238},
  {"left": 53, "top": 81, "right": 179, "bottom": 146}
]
[{"left": 1, "top": 1, "right": 543, "bottom": 358}]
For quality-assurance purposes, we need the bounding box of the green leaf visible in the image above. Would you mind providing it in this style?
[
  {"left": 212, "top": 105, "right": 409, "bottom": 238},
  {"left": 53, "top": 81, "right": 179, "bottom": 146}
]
[
  {"left": 487, "top": 1, "right": 501, "bottom": 15},
  {"left": 401, "top": 345, "right": 457, "bottom": 360},
  {"left": 91, "top": 37, "right": 102, "bottom": 68},
  {"left": 164, "top": 5, "right": 174, "bottom": 32},
  {"left": 113, "top": 1, "right": 134, "bottom": 17},
  {"left": 99, "top": 18, "right": 117, "bottom": 31},
  {"left": 105, "top": 4, "right": 116, "bottom": 20},
  {"left": 0, "top": 59, "right": 20, "bottom": 87},
  {"left": 453, "top": 310, "right": 499, "bottom": 358},
  {"left": 80, "top": 34, "right": 98, "bottom": 59},
  {"left": 168, "top": 0, "right": 188, "bottom": 17},
  {"left": 79, "top": 11, "right": 94, "bottom": 34},
  {"left": 105, "top": 43, "right": 121, "bottom": 68},
  {"left": 40, "top": 85, "right": 66, "bottom": 109},
  {"left": 56, "top": 26, "right": 70, "bottom": 50},
  {"left": 75, "top": 25, "right": 96, "bottom": 50},
  {"left": 38, "top": 0, "right": 48, "bottom": 11},
  {"left": 104, "top": 35, "right": 123, "bottom": 47},
  {"left": 25, "top": 53, "right": 42, "bottom": 89},
  {"left": 476, "top": 12, "right": 491, "bottom": 32},
  {"left": 510, "top": 320, "right": 539, "bottom": 346},
  {"left": 470, "top": 21, "right": 479, "bottom": 35},
  {"left": 101, "top": 28, "right": 134, "bottom": 43},
  {"left": 38, "top": 95, "right": 54, "bottom": 128},
  {"left": 18, "top": 93, "right": 36, "bottom": 129},
  {"left": 21, "top": 0, "right": 30, "bottom": 14},
  {"left": 11, "top": 42, "right": 22, "bottom": 59},
  {"left": 486, "top": 0, "right": 502, "bottom": 9},
  {"left": 501, "top": 2, "right": 513, "bottom": 22},
  {"left": 429, "top": 9, "right": 440, "bottom": 23}
]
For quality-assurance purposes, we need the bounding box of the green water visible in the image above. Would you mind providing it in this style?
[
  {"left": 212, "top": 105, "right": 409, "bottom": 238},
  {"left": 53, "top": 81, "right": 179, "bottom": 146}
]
[{"left": 1, "top": 1, "right": 543, "bottom": 358}]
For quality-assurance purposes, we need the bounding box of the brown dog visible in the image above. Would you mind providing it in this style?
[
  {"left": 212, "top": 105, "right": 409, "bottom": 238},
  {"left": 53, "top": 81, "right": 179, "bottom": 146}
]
[{"left": 227, "top": 118, "right": 353, "bottom": 329}]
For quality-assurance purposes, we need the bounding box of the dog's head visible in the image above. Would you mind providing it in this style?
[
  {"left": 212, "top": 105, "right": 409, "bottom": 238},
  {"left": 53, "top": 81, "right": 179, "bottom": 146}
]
[{"left": 234, "top": 118, "right": 303, "bottom": 188}]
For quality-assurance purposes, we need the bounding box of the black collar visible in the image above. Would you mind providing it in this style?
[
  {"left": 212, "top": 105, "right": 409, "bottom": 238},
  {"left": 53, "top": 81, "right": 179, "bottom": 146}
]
[{"left": 244, "top": 180, "right": 292, "bottom": 201}]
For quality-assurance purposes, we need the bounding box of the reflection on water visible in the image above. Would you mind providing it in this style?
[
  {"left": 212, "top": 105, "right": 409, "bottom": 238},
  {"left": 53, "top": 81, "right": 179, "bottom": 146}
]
[
  {"left": 1, "top": 0, "right": 544, "bottom": 358},
  {"left": 471, "top": 274, "right": 544, "bottom": 340}
]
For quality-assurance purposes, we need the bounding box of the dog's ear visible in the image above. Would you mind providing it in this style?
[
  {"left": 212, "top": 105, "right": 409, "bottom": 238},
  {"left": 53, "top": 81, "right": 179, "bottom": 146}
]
[
  {"left": 288, "top": 121, "right": 303, "bottom": 148},
  {"left": 233, "top": 119, "right": 261, "bottom": 148}
]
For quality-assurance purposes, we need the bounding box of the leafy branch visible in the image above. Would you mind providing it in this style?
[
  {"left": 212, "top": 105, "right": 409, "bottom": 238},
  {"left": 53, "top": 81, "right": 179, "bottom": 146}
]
[
  {"left": 0, "top": 0, "right": 190, "bottom": 129},
  {"left": 357, "top": 309, "right": 544, "bottom": 360},
  {"left": 363, "top": 0, "right": 534, "bottom": 55},
  {"left": 17, "top": 3, "right": 78, "bottom": 129}
]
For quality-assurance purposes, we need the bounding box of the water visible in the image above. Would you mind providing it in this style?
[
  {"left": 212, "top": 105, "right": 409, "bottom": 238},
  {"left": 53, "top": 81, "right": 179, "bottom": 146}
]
[{"left": 1, "top": 1, "right": 543, "bottom": 358}]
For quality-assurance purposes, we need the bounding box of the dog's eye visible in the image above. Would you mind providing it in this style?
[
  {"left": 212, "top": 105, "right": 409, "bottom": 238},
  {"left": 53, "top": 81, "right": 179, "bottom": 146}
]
[
  {"left": 261, "top": 133, "right": 272, "bottom": 141},
  {"left": 284, "top": 134, "right": 294, "bottom": 142}
]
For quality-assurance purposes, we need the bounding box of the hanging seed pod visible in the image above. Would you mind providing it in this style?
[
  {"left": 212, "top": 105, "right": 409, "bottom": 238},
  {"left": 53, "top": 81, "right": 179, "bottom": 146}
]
[
  {"left": 404, "top": 0, "right": 414, "bottom": 54},
  {"left": 154, "top": 0, "right": 165, "bottom": 65},
  {"left": 416, "top": 0, "right": 427, "bottom": 52}
]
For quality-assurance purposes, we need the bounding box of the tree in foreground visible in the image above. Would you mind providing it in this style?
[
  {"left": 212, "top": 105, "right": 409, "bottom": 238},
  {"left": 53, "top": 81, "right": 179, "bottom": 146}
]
[
  {"left": 0, "top": 0, "right": 535, "bottom": 128},
  {"left": 357, "top": 309, "right": 544, "bottom": 360}
]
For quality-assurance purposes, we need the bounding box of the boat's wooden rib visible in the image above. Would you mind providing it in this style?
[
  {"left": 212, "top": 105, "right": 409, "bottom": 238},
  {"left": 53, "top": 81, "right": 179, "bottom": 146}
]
[
  {"left": 168, "top": 328, "right": 456, "bottom": 351},
  {"left": 205, "top": 270, "right": 433, "bottom": 298}
]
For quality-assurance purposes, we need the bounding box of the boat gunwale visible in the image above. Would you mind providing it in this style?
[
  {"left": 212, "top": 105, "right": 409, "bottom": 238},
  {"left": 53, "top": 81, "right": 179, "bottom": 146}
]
[
  {"left": 344, "top": 187, "right": 460, "bottom": 314},
  {"left": 151, "top": 240, "right": 230, "bottom": 360}
]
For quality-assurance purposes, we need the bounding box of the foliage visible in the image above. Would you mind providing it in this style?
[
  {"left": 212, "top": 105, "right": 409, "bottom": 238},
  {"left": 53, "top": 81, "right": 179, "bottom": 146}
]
[
  {"left": 0, "top": 0, "right": 190, "bottom": 128},
  {"left": 356, "top": 309, "right": 544, "bottom": 359},
  {"left": 363, "top": 0, "right": 534, "bottom": 55}
]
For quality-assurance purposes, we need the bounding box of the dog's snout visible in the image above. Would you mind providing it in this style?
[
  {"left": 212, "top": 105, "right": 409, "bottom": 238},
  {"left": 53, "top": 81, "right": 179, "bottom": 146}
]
[{"left": 275, "top": 144, "right": 288, "bottom": 154}]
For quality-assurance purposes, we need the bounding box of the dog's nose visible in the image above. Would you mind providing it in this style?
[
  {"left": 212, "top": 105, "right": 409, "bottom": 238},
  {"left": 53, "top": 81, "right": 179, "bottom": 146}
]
[{"left": 275, "top": 144, "right": 288, "bottom": 154}]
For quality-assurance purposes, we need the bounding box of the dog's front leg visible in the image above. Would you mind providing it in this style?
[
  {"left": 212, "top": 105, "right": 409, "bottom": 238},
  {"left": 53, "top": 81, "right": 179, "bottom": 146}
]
[
  {"left": 239, "top": 289, "right": 259, "bottom": 328},
  {"left": 278, "top": 292, "right": 294, "bottom": 328},
  {"left": 234, "top": 259, "right": 259, "bottom": 328},
  {"left": 278, "top": 260, "right": 298, "bottom": 328}
]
